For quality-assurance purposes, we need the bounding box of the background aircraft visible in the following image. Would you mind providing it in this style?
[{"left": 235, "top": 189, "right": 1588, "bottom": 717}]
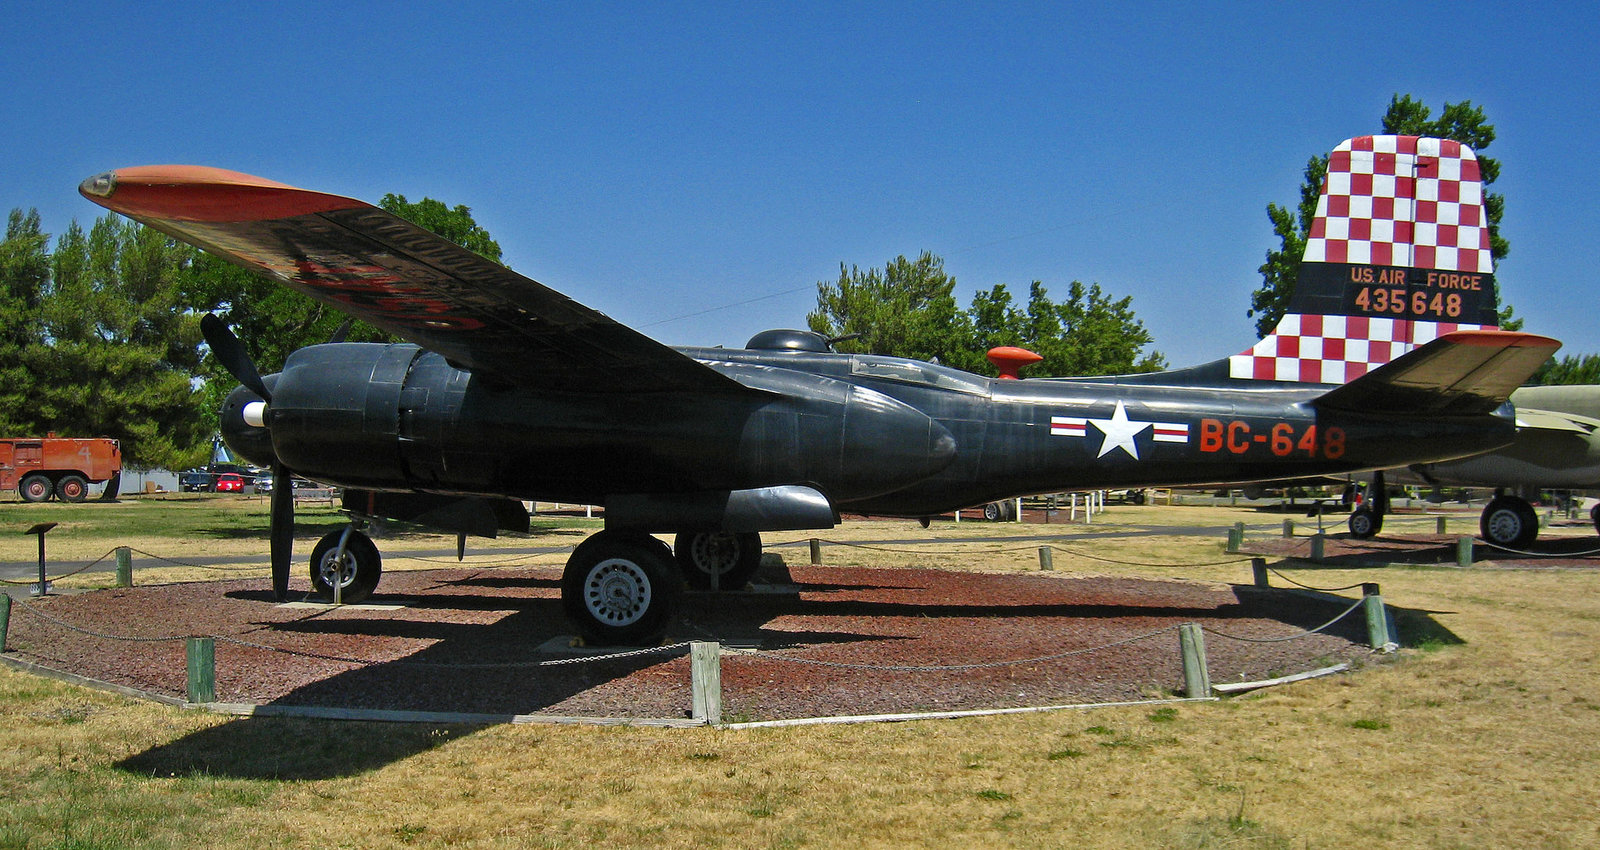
[
  {"left": 1386, "top": 385, "right": 1600, "bottom": 548},
  {"left": 81, "top": 135, "right": 1556, "bottom": 644}
]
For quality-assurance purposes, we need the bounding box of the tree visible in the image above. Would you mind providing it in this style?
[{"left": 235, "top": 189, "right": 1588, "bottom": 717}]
[
  {"left": 808, "top": 252, "right": 1164, "bottom": 377},
  {"left": 1249, "top": 95, "right": 1517, "bottom": 336},
  {"left": 807, "top": 253, "right": 973, "bottom": 364},
  {"left": 378, "top": 195, "right": 504, "bottom": 263},
  {"left": 1526, "top": 354, "right": 1600, "bottom": 387},
  {"left": 966, "top": 281, "right": 1166, "bottom": 377}
]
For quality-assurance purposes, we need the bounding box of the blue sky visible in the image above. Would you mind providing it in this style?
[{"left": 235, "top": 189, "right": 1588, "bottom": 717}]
[{"left": 4, "top": 1, "right": 1596, "bottom": 368}]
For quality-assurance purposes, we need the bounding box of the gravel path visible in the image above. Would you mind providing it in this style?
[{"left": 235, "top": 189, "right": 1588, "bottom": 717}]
[{"left": 3, "top": 563, "right": 1378, "bottom": 722}]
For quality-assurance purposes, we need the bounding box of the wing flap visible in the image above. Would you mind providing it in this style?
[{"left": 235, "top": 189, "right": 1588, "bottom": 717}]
[
  {"left": 1313, "top": 330, "right": 1560, "bottom": 416},
  {"left": 81, "top": 166, "right": 751, "bottom": 396}
]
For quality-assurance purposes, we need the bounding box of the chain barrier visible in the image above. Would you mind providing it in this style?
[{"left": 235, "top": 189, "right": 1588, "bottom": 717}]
[
  {"left": 1476, "top": 539, "right": 1600, "bottom": 558},
  {"left": 0, "top": 548, "right": 118, "bottom": 585},
  {"left": 1201, "top": 595, "right": 1367, "bottom": 644},
  {"left": 1266, "top": 568, "right": 1371, "bottom": 593},
  {"left": 128, "top": 547, "right": 261, "bottom": 572},
  {"left": 721, "top": 625, "right": 1182, "bottom": 673},
  {"left": 802, "top": 537, "right": 1254, "bottom": 568},
  {"left": 1045, "top": 544, "right": 1251, "bottom": 569}
]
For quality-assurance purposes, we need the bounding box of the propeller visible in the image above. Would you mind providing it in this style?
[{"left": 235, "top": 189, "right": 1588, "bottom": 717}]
[{"left": 201, "top": 313, "right": 293, "bottom": 601}]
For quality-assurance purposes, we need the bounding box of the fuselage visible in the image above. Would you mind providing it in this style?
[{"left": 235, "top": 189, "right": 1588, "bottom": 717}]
[{"left": 222, "top": 341, "right": 1518, "bottom": 523}]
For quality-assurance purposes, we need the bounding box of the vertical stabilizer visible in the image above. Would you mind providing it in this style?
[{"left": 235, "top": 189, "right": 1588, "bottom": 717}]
[{"left": 1231, "top": 135, "right": 1500, "bottom": 384}]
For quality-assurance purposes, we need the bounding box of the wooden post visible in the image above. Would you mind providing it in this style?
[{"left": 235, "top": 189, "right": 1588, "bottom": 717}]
[
  {"left": 1038, "top": 546, "right": 1053, "bottom": 571},
  {"left": 1282, "top": 519, "right": 1294, "bottom": 537},
  {"left": 1310, "top": 533, "right": 1325, "bottom": 563},
  {"left": 1436, "top": 516, "right": 1447, "bottom": 535},
  {"left": 1226, "top": 526, "right": 1241, "bottom": 553},
  {"left": 690, "top": 641, "right": 722, "bottom": 725},
  {"left": 1179, "top": 623, "right": 1211, "bottom": 697},
  {"left": 1364, "top": 595, "right": 1395, "bottom": 651},
  {"left": 115, "top": 547, "right": 132, "bottom": 588},
  {"left": 186, "top": 637, "right": 216, "bottom": 704},
  {"left": 809, "top": 538, "right": 821, "bottom": 566},
  {"left": 1456, "top": 536, "right": 1473, "bottom": 568},
  {"left": 1251, "top": 557, "right": 1268, "bottom": 588},
  {"left": 0, "top": 594, "right": 10, "bottom": 651}
]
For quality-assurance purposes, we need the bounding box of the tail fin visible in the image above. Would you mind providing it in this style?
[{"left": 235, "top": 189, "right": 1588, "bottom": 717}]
[{"left": 1230, "top": 135, "right": 1500, "bottom": 384}]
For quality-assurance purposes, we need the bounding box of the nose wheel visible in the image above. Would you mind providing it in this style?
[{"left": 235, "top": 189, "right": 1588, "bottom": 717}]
[{"left": 309, "top": 528, "right": 383, "bottom": 603}]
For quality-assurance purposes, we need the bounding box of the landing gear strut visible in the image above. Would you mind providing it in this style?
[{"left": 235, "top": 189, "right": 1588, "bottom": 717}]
[{"left": 1347, "top": 471, "right": 1387, "bottom": 539}]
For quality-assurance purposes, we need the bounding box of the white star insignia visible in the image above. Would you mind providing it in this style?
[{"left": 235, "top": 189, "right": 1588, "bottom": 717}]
[{"left": 1089, "top": 401, "right": 1151, "bottom": 459}]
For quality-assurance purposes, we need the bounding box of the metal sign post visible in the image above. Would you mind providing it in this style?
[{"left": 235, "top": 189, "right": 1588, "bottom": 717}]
[{"left": 24, "top": 522, "right": 58, "bottom": 596}]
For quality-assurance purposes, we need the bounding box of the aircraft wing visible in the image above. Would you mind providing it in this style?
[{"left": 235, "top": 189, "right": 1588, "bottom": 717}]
[
  {"left": 79, "top": 166, "right": 752, "bottom": 395},
  {"left": 1514, "top": 407, "right": 1600, "bottom": 434},
  {"left": 1312, "top": 330, "right": 1560, "bottom": 416}
]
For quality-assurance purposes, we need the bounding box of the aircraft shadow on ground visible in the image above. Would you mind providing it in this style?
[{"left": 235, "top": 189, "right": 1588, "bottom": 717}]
[{"left": 114, "top": 560, "right": 1461, "bottom": 780}]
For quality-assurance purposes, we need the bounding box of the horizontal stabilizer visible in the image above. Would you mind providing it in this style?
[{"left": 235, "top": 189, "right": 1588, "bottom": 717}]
[{"left": 1313, "top": 330, "right": 1559, "bottom": 416}]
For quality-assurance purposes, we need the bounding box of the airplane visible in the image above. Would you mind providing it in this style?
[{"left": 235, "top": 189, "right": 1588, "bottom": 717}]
[
  {"left": 1381, "top": 384, "right": 1600, "bottom": 548},
  {"left": 79, "top": 134, "right": 1558, "bottom": 645}
]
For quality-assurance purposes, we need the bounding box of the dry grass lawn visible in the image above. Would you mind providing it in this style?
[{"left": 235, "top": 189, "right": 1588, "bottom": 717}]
[{"left": 3, "top": 499, "right": 1599, "bottom": 847}]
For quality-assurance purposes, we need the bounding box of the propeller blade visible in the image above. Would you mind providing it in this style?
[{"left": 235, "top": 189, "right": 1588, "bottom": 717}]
[
  {"left": 327, "top": 318, "right": 354, "bottom": 344},
  {"left": 201, "top": 313, "right": 271, "bottom": 402},
  {"left": 269, "top": 462, "right": 293, "bottom": 600}
]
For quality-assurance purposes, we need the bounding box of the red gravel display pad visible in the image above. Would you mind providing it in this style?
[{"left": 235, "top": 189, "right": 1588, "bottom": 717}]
[{"left": 3, "top": 566, "right": 1373, "bottom": 722}]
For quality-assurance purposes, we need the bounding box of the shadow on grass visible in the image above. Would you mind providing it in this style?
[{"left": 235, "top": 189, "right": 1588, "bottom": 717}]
[{"left": 115, "top": 717, "right": 471, "bottom": 781}]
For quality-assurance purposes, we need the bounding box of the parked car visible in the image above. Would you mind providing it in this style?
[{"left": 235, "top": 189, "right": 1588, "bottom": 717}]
[
  {"left": 179, "top": 469, "right": 212, "bottom": 492},
  {"left": 214, "top": 473, "right": 245, "bottom": 493},
  {"left": 253, "top": 470, "right": 274, "bottom": 494}
]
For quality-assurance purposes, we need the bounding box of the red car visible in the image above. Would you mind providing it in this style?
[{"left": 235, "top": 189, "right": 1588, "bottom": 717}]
[{"left": 214, "top": 473, "right": 245, "bottom": 493}]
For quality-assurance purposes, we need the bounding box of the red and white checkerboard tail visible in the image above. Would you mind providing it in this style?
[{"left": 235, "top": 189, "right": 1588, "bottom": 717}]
[{"left": 1229, "top": 135, "right": 1502, "bottom": 385}]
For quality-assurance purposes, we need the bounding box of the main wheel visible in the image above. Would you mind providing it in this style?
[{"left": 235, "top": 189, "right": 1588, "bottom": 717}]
[
  {"left": 1591, "top": 503, "right": 1600, "bottom": 536},
  {"left": 1347, "top": 506, "right": 1382, "bottom": 539},
  {"left": 1480, "top": 496, "right": 1538, "bottom": 549},
  {"left": 309, "top": 529, "right": 383, "bottom": 603},
  {"left": 56, "top": 475, "right": 88, "bottom": 503},
  {"left": 982, "top": 502, "right": 1003, "bottom": 521},
  {"left": 562, "top": 531, "right": 682, "bottom": 645},
  {"left": 18, "top": 474, "right": 52, "bottom": 503},
  {"left": 674, "top": 531, "right": 762, "bottom": 590}
]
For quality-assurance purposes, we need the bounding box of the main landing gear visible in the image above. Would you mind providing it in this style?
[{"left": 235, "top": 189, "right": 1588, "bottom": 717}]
[
  {"left": 1478, "top": 490, "right": 1539, "bottom": 550},
  {"left": 303, "top": 525, "right": 766, "bottom": 645},
  {"left": 1346, "top": 471, "right": 1388, "bottom": 539}
]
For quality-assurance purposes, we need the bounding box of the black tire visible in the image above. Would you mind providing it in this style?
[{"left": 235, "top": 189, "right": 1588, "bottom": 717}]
[
  {"left": 562, "top": 531, "right": 682, "bottom": 645},
  {"left": 309, "top": 529, "right": 383, "bottom": 603},
  {"left": 982, "top": 502, "right": 1003, "bottom": 521},
  {"left": 1347, "top": 506, "right": 1382, "bottom": 539},
  {"left": 674, "top": 531, "right": 762, "bottom": 590},
  {"left": 18, "top": 474, "right": 52, "bottom": 503},
  {"left": 1591, "top": 503, "right": 1600, "bottom": 536},
  {"left": 1480, "top": 496, "right": 1538, "bottom": 549},
  {"left": 56, "top": 474, "right": 88, "bottom": 503}
]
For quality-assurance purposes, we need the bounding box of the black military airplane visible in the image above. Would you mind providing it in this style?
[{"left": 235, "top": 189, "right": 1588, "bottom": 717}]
[{"left": 81, "top": 134, "right": 1557, "bottom": 644}]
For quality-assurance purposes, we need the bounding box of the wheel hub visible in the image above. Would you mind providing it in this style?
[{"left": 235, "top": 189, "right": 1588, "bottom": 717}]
[
  {"left": 1486, "top": 509, "right": 1522, "bottom": 543},
  {"left": 690, "top": 534, "right": 739, "bottom": 576},
  {"left": 584, "top": 559, "right": 652, "bottom": 626},
  {"left": 317, "top": 551, "right": 356, "bottom": 589}
]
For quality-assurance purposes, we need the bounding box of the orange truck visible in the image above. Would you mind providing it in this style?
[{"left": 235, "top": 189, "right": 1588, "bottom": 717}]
[{"left": 0, "top": 436, "right": 122, "bottom": 502}]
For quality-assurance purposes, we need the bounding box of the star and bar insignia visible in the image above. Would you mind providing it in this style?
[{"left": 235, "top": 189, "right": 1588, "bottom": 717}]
[{"left": 1050, "top": 400, "right": 1189, "bottom": 459}]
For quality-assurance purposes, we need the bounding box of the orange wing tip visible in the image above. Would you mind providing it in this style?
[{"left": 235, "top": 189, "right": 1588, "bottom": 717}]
[{"left": 79, "top": 165, "right": 368, "bottom": 223}]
